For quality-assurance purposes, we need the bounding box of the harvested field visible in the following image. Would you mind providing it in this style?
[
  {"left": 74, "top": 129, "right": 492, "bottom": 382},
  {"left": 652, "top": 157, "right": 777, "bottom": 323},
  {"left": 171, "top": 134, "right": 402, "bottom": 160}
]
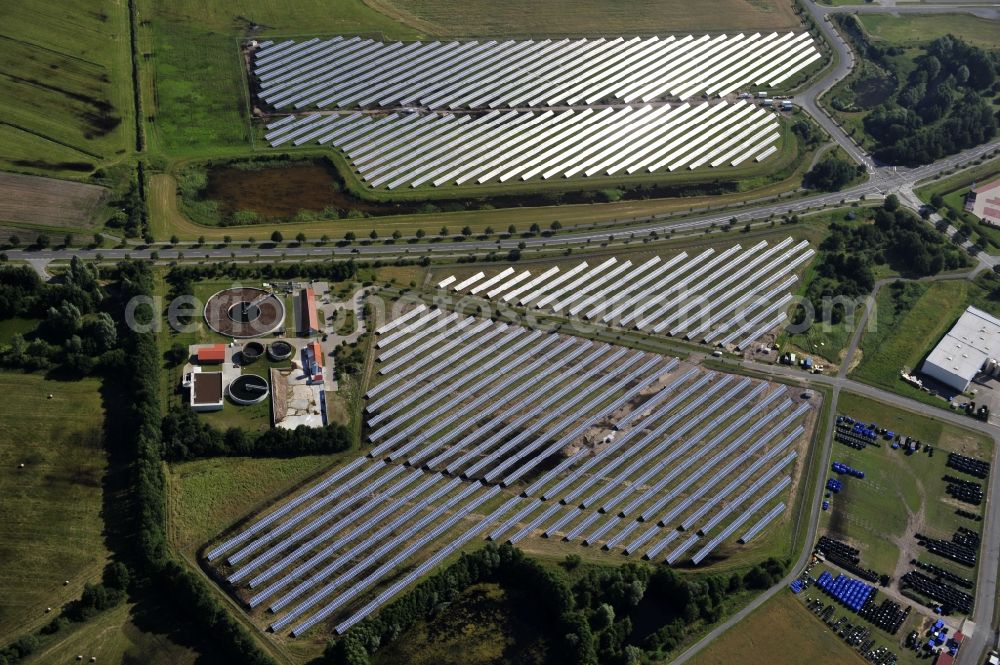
[
  {"left": 0, "top": 171, "right": 109, "bottom": 229},
  {"left": 364, "top": 0, "right": 802, "bottom": 36}
]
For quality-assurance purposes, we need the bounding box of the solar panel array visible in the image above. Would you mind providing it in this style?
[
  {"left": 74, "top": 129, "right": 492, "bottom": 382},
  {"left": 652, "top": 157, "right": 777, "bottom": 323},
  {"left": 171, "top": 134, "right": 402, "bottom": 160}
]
[
  {"left": 252, "top": 34, "right": 822, "bottom": 110},
  {"left": 205, "top": 313, "right": 810, "bottom": 638},
  {"left": 439, "top": 237, "right": 813, "bottom": 348},
  {"left": 263, "top": 103, "right": 783, "bottom": 186}
]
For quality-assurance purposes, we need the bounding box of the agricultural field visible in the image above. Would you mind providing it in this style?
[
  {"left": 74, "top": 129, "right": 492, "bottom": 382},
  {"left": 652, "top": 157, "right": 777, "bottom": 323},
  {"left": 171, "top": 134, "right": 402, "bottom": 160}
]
[
  {"left": 0, "top": 0, "right": 134, "bottom": 178},
  {"left": 0, "top": 371, "right": 109, "bottom": 643},
  {"left": 858, "top": 14, "right": 1000, "bottom": 51},
  {"left": 20, "top": 601, "right": 197, "bottom": 665},
  {"left": 362, "top": 0, "right": 804, "bottom": 36},
  {"left": 0, "top": 171, "right": 110, "bottom": 239}
]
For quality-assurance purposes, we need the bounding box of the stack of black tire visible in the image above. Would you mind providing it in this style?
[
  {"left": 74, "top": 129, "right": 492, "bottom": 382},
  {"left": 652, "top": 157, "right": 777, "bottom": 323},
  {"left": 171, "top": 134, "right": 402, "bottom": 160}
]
[
  {"left": 900, "top": 570, "right": 974, "bottom": 614},
  {"left": 944, "top": 475, "right": 984, "bottom": 505},
  {"left": 915, "top": 532, "right": 977, "bottom": 567},
  {"left": 816, "top": 536, "right": 880, "bottom": 583},
  {"left": 911, "top": 559, "right": 974, "bottom": 589},
  {"left": 947, "top": 452, "right": 990, "bottom": 479},
  {"left": 953, "top": 526, "right": 980, "bottom": 549},
  {"left": 858, "top": 596, "right": 908, "bottom": 634}
]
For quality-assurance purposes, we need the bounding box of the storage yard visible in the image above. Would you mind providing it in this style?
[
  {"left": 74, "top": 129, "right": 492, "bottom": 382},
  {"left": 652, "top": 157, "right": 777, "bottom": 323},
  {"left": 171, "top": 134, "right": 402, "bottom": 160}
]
[
  {"left": 780, "top": 391, "right": 996, "bottom": 664},
  {"left": 205, "top": 312, "right": 816, "bottom": 637},
  {"left": 436, "top": 237, "right": 813, "bottom": 349}
]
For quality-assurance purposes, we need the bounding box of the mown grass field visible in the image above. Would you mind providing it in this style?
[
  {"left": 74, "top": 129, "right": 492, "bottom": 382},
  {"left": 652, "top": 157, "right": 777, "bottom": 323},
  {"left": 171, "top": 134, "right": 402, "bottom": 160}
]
[
  {"left": 0, "top": 370, "right": 109, "bottom": 644},
  {"left": 21, "top": 601, "right": 198, "bottom": 665},
  {"left": 136, "top": 0, "right": 418, "bottom": 158},
  {"left": 371, "top": 582, "right": 548, "bottom": 665},
  {"left": 0, "top": 0, "right": 134, "bottom": 178},
  {"left": 691, "top": 592, "right": 863, "bottom": 665},
  {"left": 166, "top": 452, "right": 357, "bottom": 555},
  {"left": 363, "top": 0, "right": 802, "bottom": 36},
  {"left": 821, "top": 392, "right": 991, "bottom": 580},
  {"left": 858, "top": 13, "right": 1000, "bottom": 51}
]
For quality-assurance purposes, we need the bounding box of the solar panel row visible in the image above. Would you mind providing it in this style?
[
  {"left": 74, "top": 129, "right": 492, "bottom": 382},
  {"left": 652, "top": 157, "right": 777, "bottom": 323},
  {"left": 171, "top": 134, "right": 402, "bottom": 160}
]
[
  {"left": 252, "top": 34, "right": 821, "bottom": 110},
  {"left": 266, "top": 104, "right": 783, "bottom": 186}
]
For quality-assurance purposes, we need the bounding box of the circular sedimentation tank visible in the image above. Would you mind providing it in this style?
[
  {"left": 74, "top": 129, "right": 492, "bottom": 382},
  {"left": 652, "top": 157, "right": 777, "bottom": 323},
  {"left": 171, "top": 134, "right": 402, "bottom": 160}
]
[
  {"left": 228, "top": 374, "right": 269, "bottom": 405},
  {"left": 242, "top": 341, "right": 265, "bottom": 363},
  {"left": 267, "top": 340, "right": 294, "bottom": 361},
  {"left": 204, "top": 287, "right": 285, "bottom": 338}
]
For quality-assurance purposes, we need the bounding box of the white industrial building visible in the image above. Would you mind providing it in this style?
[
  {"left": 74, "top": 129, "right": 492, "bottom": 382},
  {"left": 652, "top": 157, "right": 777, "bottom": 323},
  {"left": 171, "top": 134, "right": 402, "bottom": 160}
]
[{"left": 921, "top": 306, "right": 1000, "bottom": 392}]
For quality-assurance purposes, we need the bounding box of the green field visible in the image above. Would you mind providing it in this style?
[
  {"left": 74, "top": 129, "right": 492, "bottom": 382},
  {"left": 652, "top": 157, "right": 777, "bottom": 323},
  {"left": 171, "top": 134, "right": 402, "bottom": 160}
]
[
  {"left": 858, "top": 13, "right": 1000, "bottom": 51},
  {"left": 167, "top": 452, "right": 357, "bottom": 555},
  {"left": 916, "top": 158, "right": 1000, "bottom": 254},
  {"left": 692, "top": 592, "right": 864, "bottom": 665},
  {"left": 822, "top": 392, "right": 991, "bottom": 581},
  {"left": 372, "top": 582, "right": 548, "bottom": 665},
  {"left": 137, "top": 0, "right": 417, "bottom": 158},
  {"left": 852, "top": 280, "right": 970, "bottom": 393},
  {"left": 21, "top": 601, "right": 197, "bottom": 665},
  {"left": 0, "top": 1, "right": 134, "bottom": 178},
  {"left": 0, "top": 370, "right": 109, "bottom": 643},
  {"left": 364, "top": 0, "right": 803, "bottom": 36},
  {"left": 851, "top": 275, "right": 1000, "bottom": 406}
]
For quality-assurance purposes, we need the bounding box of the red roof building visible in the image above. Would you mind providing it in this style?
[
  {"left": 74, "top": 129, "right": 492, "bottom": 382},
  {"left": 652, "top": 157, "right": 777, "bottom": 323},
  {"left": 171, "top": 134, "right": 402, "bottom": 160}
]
[
  {"left": 198, "top": 343, "right": 226, "bottom": 364},
  {"left": 967, "top": 179, "right": 1000, "bottom": 226}
]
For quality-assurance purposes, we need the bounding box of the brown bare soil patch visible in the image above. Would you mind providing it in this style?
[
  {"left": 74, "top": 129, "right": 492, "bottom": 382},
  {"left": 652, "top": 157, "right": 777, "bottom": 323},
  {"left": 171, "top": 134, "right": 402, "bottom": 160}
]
[{"left": 0, "top": 171, "right": 108, "bottom": 228}]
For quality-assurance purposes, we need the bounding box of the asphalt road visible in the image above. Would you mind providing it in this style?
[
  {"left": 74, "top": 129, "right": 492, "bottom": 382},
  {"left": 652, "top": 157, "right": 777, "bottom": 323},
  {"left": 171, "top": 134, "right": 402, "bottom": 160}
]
[{"left": 6, "top": 138, "right": 998, "bottom": 269}]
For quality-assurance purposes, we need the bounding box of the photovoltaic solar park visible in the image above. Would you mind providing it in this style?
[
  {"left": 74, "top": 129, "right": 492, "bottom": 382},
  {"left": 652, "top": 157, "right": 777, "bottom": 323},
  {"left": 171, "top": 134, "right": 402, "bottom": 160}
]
[
  {"left": 253, "top": 34, "right": 821, "bottom": 109},
  {"left": 253, "top": 33, "right": 821, "bottom": 187},
  {"left": 438, "top": 237, "right": 814, "bottom": 350},
  {"left": 206, "top": 313, "right": 815, "bottom": 637}
]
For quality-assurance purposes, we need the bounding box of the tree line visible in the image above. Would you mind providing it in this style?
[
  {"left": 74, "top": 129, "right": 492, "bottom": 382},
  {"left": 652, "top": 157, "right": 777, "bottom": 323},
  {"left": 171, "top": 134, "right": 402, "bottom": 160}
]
[
  {"left": 0, "top": 259, "right": 121, "bottom": 375},
  {"left": 161, "top": 406, "right": 352, "bottom": 461},
  {"left": 114, "top": 261, "right": 278, "bottom": 664},
  {"left": 325, "top": 542, "right": 788, "bottom": 665}
]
